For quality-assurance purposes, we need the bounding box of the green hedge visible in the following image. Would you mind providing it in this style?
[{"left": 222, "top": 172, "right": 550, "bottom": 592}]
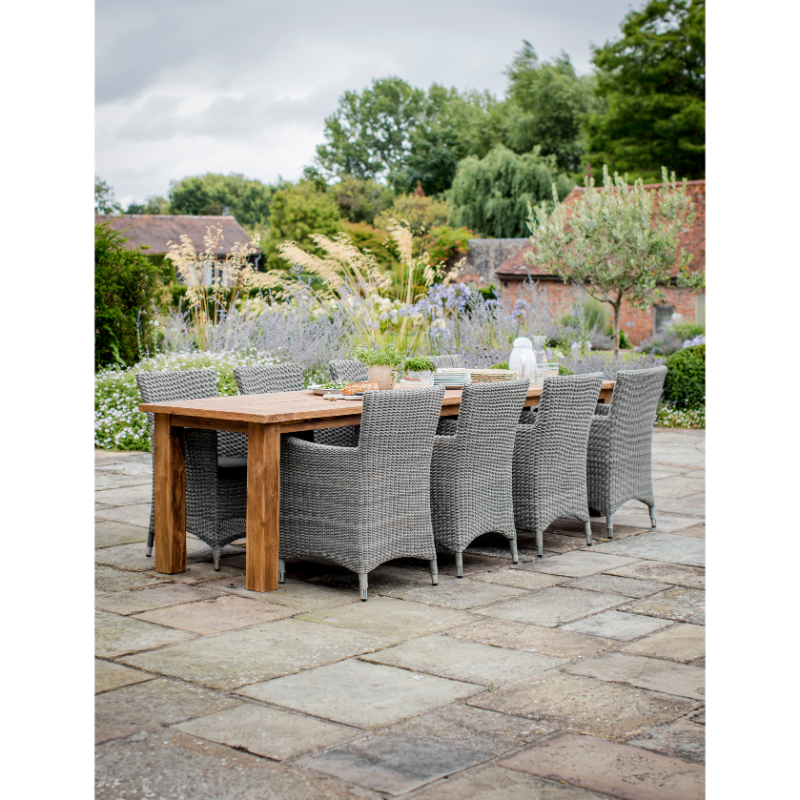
[{"left": 663, "top": 344, "right": 705, "bottom": 409}]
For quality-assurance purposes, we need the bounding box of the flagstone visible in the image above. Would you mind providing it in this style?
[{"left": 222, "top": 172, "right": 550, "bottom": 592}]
[
  {"left": 392, "top": 551, "right": 505, "bottom": 577},
  {"left": 518, "top": 551, "right": 639, "bottom": 578},
  {"left": 94, "top": 503, "right": 152, "bottom": 528},
  {"left": 653, "top": 495, "right": 705, "bottom": 516},
  {"left": 621, "top": 587, "right": 705, "bottom": 625},
  {"left": 95, "top": 610, "right": 197, "bottom": 658},
  {"left": 143, "top": 559, "right": 246, "bottom": 584},
  {"left": 95, "top": 659, "right": 153, "bottom": 693},
  {"left": 498, "top": 732, "right": 704, "bottom": 800},
  {"left": 297, "top": 597, "right": 477, "bottom": 641},
  {"left": 95, "top": 519, "right": 149, "bottom": 548},
  {"left": 294, "top": 705, "right": 549, "bottom": 796},
  {"left": 468, "top": 672, "right": 697, "bottom": 741},
  {"left": 95, "top": 565, "right": 167, "bottom": 593},
  {"left": 95, "top": 483, "right": 153, "bottom": 507},
  {"left": 652, "top": 475, "right": 706, "bottom": 499},
  {"left": 360, "top": 633, "right": 565, "bottom": 686},
  {"left": 96, "top": 539, "right": 242, "bottom": 572},
  {"left": 592, "top": 532, "right": 704, "bottom": 567},
  {"left": 561, "top": 611, "right": 673, "bottom": 641},
  {"left": 96, "top": 460, "right": 153, "bottom": 476},
  {"left": 672, "top": 521, "right": 705, "bottom": 538},
  {"left": 547, "top": 517, "right": 645, "bottom": 540},
  {"left": 120, "top": 618, "right": 390, "bottom": 690},
  {"left": 564, "top": 652, "right": 704, "bottom": 700},
  {"left": 603, "top": 561, "right": 704, "bottom": 590},
  {"left": 621, "top": 623, "right": 705, "bottom": 662},
  {"left": 475, "top": 587, "right": 624, "bottom": 627},
  {"left": 211, "top": 575, "right": 360, "bottom": 610},
  {"left": 468, "top": 569, "right": 568, "bottom": 591},
  {"left": 96, "top": 583, "right": 223, "bottom": 615},
  {"left": 174, "top": 703, "right": 357, "bottom": 761},
  {"left": 599, "top": 511, "right": 701, "bottom": 534},
  {"left": 564, "top": 573, "right": 666, "bottom": 597},
  {"left": 238, "top": 659, "right": 480, "bottom": 729},
  {"left": 628, "top": 719, "right": 705, "bottom": 764},
  {"left": 95, "top": 473, "right": 152, "bottom": 490},
  {"left": 95, "top": 678, "right": 240, "bottom": 744}
]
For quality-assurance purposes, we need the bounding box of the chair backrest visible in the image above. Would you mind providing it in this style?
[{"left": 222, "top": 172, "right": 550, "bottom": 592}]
[
  {"left": 430, "top": 354, "right": 464, "bottom": 369},
  {"left": 532, "top": 372, "right": 604, "bottom": 477},
  {"left": 329, "top": 359, "right": 368, "bottom": 384},
  {"left": 234, "top": 363, "right": 303, "bottom": 395},
  {"left": 606, "top": 366, "right": 668, "bottom": 449}
]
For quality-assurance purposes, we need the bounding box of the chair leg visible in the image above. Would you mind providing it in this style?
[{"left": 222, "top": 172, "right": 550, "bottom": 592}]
[
  {"left": 584, "top": 520, "right": 593, "bottom": 547},
  {"left": 509, "top": 538, "right": 519, "bottom": 564},
  {"left": 649, "top": 505, "right": 657, "bottom": 529},
  {"left": 429, "top": 558, "right": 438, "bottom": 586},
  {"left": 606, "top": 515, "right": 614, "bottom": 540},
  {"left": 146, "top": 544, "right": 153, "bottom": 557},
  {"left": 212, "top": 547, "right": 222, "bottom": 571},
  {"left": 358, "top": 573, "right": 369, "bottom": 602},
  {"left": 455, "top": 552, "right": 464, "bottom": 578},
  {"left": 536, "top": 529, "right": 543, "bottom": 558},
  {"left": 278, "top": 558, "right": 286, "bottom": 585}
]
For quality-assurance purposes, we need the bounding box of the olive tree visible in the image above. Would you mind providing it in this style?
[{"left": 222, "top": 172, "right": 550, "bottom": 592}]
[{"left": 526, "top": 167, "right": 703, "bottom": 357}]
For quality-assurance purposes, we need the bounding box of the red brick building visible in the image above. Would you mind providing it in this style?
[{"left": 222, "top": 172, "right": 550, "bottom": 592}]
[{"left": 458, "top": 180, "right": 705, "bottom": 345}]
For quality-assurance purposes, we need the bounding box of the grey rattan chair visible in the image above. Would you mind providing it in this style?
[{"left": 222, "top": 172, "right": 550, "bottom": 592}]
[
  {"left": 328, "top": 359, "right": 368, "bottom": 384},
  {"left": 587, "top": 366, "right": 668, "bottom": 538},
  {"left": 430, "top": 354, "right": 465, "bottom": 369},
  {"left": 278, "top": 386, "right": 446, "bottom": 600},
  {"left": 430, "top": 379, "right": 530, "bottom": 577},
  {"left": 512, "top": 372, "right": 604, "bottom": 557},
  {"left": 136, "top": 369, "right": 247, "bottom": 569}
]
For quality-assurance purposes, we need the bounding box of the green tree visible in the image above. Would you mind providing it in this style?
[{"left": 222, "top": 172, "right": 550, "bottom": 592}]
[
  {"left": 168, "top": 173, "right": 274, "bottom": 226},
  {"left": 125, "top": 195, "right": 171, "bottom": 215},
  {"left": 95, "top": 176, "right": 121, "bottom": 214},
  {"left": 262, "top": 182, "right": 344, "bottom": 269},
  {"left": 330, "top": 175, "right": 394, "bottom": 224},
  {"left": 587, "top": 0, "right": 705, "bottom": 181},
  {"left": 95, "top": 223, "right": 161, "bottom": 370},
  {"left": 526, "top": 167, "right": 704, "bottom": 357},
  {"left": 505, "top": 42, "right": 595, "bottom": 173},
  {"left": 449, "top": 144, "right": 573, "bottom": 238},
  {"left": 374, "top": 192, "right": 451, "bottom": 236}
]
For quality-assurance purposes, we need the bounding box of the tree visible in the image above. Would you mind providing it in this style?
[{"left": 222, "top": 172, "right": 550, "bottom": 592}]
[
  {"left": 168, "top": 173, "right": 274, "bottom": 226},
  {"left": 330, "top": 175, "right": 394, "bottom": 224},
  {"left": 505, "top": 42, "right": 595, "bottom": 173},
  {"left": 449, "top": 144, "right": 573, "bottom": 238},
  {"left": 526, "top": 167, "right": 704, "bottom": 358},
  {"left": 125, "top": 195, "right": 171, "bottom": 215},
  {"left": 374, "top": 192, "right": 450, "bottom": 236},
  {"left": 95, "top": 176, "right": 121, "bottom": 214},
  {"left": 587, "top": 0, "right": 705, "bottom": 181}
]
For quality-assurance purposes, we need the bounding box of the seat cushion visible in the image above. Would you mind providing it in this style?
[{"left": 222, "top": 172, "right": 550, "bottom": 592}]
[{"left": 218, "top": 456, "right": 248, "bottom": 470}]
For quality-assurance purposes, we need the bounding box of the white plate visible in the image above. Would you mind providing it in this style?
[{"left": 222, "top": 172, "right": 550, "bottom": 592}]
[
  {"left": 308, "top": 385, "right": 344, "bottom": 395},
  {"left": 322, "top": 393, "right": 364, "bottom": 401}
]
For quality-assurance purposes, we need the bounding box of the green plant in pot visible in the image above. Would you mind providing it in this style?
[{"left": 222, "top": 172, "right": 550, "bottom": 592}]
[
  {"left": 403, "top": 355, "right": 436, "bottom": 387},
  {"left": 353, "top": 343, "right": 404, "bottom": 389}
]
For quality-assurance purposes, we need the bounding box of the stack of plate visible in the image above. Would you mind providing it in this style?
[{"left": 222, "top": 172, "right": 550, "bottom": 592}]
[
  {"left": 467, "top": 369, "right": 519, "bottom": 384},
  {"left": 434, "top": 368, "right": 469, "bottom": 390}
]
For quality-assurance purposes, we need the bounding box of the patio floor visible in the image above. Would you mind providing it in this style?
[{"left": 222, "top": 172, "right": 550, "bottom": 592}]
[{"left": 95, "top": 427, "right": 705, "bottom": 800}]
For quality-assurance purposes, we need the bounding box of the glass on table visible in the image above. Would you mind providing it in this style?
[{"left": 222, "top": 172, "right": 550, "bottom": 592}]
[{"left": 546, "top": 362, "right": 560, "bottom": 377}]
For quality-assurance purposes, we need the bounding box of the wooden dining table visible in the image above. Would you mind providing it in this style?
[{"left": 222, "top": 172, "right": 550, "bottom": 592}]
[{"left": 139, "top": 380, "right": 614, "bottom": 592}]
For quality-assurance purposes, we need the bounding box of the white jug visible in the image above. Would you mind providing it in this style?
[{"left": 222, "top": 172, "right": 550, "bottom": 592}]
[{"left": 509, "top": 337, "right": 536, "bottom": 379}]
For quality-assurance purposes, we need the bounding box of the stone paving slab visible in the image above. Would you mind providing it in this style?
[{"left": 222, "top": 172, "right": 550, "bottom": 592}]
[
  {"left": 519, "top": 551, "right": 639, "bottom": 578},
  {"left": 95, "top": 461, "right": 153, "bottom": 476},
  {"left": 652, "top": 495, "right": 705, "bottom": 517},
  {"left": 96, "top": 729, "right": 382, "bottom": 800},
  {"left": 547, "top": 517, "right": 646, "bottom": 541},
  {"left": 628, "top": 719, "right": 705, "bottom": 764},
  {"left": 621, "top": 623, "right": 705, "bottom": 662},
  {"left": 360, "top": 633, "right": 566, "bottom": 686},
  {"left": 446, "top": 619, "right": 616, "bottom": 660},
  {"left": 121, "top": 618, "right": 390, "bottom": 690},
  {"left": 134, "top": 594, "right": 297, "bottom": 634},
  {"left": 95, "top": 473, "right": 152, "bottom": 490},
  {"left": 691, "top": 708, "right": 705, "bottom": 725},
  {"left": 651, "top": 475, "right": 706, "bottom": 499},
  {"left": 94, "top": 502, "right": 152, "bottom": 528},
  {"left": 96, "top": 539, "right": 241, "bottom": 572},
  {"left": 95, "top": 659, "right": 154, "bottom": 693},
  {"left": 238, "top": 659, "right": 481, "bottom": 729},
  {"left": 297, "top": 597, "right": 478, "bottom": 641},
  {"left": 95, "top": 483, "right": 153, "bottom": 507},
  {"left": 295, "top": 705, "right": 549, "bottom": 796},
  {"left": 620, "top": 587, "right": 705, "bottom": 625},
  {"left": 498, "top": 732, "right": 704, "bottom": 800},
  {"left": 468, "top": 672, "right": 697, "bottom": 741},
  {"left": 603, "top": 560, "right": 705, "bottom": 590},
  {"left": 561, "top": 610, "right": 673, "bottom": 641},
  {"left": 671, "top": 521, "right": 705, "bottom": 538},
  {"left": 174, "top": 703, "right": 357, "bottom": 761},
  {"left": 211, "top": 575, "right": 361, "bottom": 610},
  {"left": 592, "top": 532, "right": 705, "bottom": 567},
  {"left": 564, "top": 573, "right": 667, "bottom": 598},
  {"left": 95, "top": 564, "right": 167, "bottom": 593},
  {"left": 95, "top": 678, "right": 240, "bottom": 744},
  {"left": 466, "top": 568, "right": 568, "bottom": 592},
  {"left": 475, "top": 587, "right": 624, "bottom": 627},
  {"left": 391, "top": 552, "right": 505, "bottom": 577},
  {"left": 95, "top": 519, "right": 149, "bottom": 549},
  {"left": 96, "top": 583, "right": 223, "bottom": 615},
  {"left": 408, "top": 763, "right": 616, "bottom": 800},
  {"left": 96, "top": 502, "right": 115, "bottom": 510},
  {"left": 144, "top": 559, "right": 247, "bottom": 585},
  {"left": 564, "top": 652, "right": 705, "bottom": 700},
  {"left": 95, "top": 610, "right": 197, "bottom": 658}
]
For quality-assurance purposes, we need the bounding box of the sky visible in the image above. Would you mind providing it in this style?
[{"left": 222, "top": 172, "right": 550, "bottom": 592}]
[{"left": 96, "top": 0, "right": 637, "bottom": 207}]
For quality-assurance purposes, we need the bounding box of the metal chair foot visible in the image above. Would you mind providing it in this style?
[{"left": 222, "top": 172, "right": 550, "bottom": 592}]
[
  {"left": 455, "top": 552, "right": 463, "bottom": 578},
  {"left": 509, "top": 538, "right": 519, "bottom": 564},
  {"left": 649, "top": 507, "right": 657, "bottom": 528},
  {"left": 359, "top": 573, "right": 368, "bottom": 601},
  {"left": 536, "top": 530, "right": 543, "bottom": 558},
  {"left": 145, "top": 545, "right": 153, "bottom": 557},
  {"left": 278, "top": 558, "right": 286, "bottom": 585},
  {"left": 584, "top": 520, "right": 593, "bottom": 547},
  {"left": 606, "top": 516, "right": 614, "bottom": 540},
  {"left": 429, "top": 559, "right": 438, "bottom": 586},
  {"left": 212, "top": 548, "right": 222, "bottom": 571}
]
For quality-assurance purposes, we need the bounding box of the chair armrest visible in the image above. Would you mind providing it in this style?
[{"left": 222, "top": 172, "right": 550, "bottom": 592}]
[
  {"left": 587, "top": 415, "right": 612, "bottom": 454},
  {"left": 282, "top": 435, "right": 360, "bottom": 472},
  {"left": 219, "top": 430, "right": 248, "bottom": 458}
]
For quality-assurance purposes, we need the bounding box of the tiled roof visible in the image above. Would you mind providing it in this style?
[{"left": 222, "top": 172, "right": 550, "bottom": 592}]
[
  {"left": 494, "top": 180, "right": 705, "bottom": 279},
  {"left": 94, "top": 215, "right": 255, "bottom": 256}
]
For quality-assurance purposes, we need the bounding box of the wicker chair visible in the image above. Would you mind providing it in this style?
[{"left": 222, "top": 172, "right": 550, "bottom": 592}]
[
  {"left": 136, "top": 369, "right": 247, "bottom": 569},
  {"left": 430, "top": 354, "right": 465, "bottom": 369},
  {"left": 233, "top": 363, "right": 357, "bottom": 447},
  {"left": 279, "top": 386, "right": 446, "bottom": 600},
  {"left": 587, "top": 366, "right": 668, "bottom": 539},
  {"left": 430, "top": 379, "right": 530, "bottom": 577},
  {"left": 512, "top": 372, "right": 604, "bottom": 557},
  {"left": 328, "top": 359, "right": 368, "bottom": 384}
]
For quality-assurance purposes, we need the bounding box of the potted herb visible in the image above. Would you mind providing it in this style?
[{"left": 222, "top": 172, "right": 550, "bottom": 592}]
[
  {"left": 403, "top": 356, "right": 436, "bottom": 387},
  {"left": 353, "top": 343, "right": 403, "bottom": 389}
]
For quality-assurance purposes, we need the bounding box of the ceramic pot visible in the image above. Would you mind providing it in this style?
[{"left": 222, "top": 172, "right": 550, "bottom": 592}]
[{"left": 367, "top": 364, "right": 395, "bottom": 390}]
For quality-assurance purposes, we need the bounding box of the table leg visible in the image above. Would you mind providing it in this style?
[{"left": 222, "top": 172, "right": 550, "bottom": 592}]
[
  {"left": 246, "top": 423, "right": 280, "bottom": 592},
  {"left": 153, "top": 413, "right": 187, "bottom": 574},
  {"left": 599, "top": 386, "right": 613, "bottom": 404}
]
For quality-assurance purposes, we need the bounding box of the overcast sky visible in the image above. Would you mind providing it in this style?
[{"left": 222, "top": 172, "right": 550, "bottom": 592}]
[{"left": 96, "top": 0, "right": 636, "bottom": 207}]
